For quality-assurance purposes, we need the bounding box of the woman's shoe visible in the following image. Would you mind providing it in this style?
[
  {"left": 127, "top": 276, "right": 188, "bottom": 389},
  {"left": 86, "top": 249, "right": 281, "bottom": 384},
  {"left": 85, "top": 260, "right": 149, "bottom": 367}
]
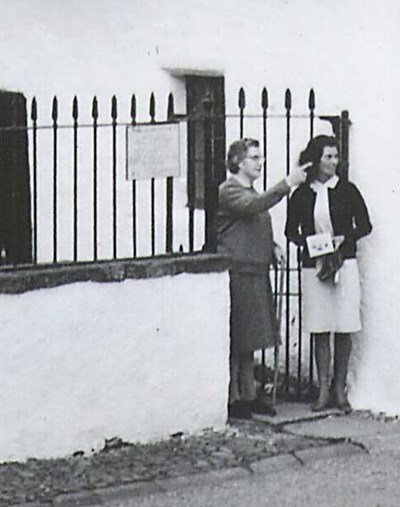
[
  {"left": 337, "top": 399, "right": 352, "bottom": 414},
  {"left": 311, "top": 399, "right": 330, "bottom": 412},
  {"left": 228, "top": 401, "right": 252, "bottom": 420},
  {"left": 335, "top": 391, "right": 352, "bottom": 414},
  {"left": 311, "top": 388, "right": 330, "bottom": 412},
  {"left": 249, "top": 398, "right": 277, "bottom": 416}
]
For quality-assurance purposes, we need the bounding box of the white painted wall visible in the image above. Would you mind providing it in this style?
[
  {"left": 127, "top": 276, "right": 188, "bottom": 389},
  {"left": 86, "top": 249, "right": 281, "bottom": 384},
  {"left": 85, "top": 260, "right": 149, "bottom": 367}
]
[
  {"left": 0, "top": 271, "right": 230, "bottom": 461},
  {"left": 0, "top": 0, "right": 399, "bottom": 417}
]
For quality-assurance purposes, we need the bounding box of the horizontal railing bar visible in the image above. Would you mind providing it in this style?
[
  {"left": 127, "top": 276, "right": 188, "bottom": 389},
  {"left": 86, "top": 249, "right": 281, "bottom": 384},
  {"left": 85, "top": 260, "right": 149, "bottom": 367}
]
[
  {"left": 177, "top": 113, "right": 335, "bottom": 120},
  {"left": 0, "top": 120, "right": 180, "bottom": 132},
  {"left": 225, "top": 113, "right": 323, "bottom": 119},
  {"left": 0, "top": 114, "right": 335, "bottom": 132}
]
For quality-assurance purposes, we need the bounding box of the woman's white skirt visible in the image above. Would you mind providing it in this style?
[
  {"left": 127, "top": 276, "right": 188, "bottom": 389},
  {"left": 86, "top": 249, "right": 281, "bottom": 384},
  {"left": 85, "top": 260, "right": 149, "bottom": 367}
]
[{"left": 302, "top": 259, "right": 361, "bottom": 333}]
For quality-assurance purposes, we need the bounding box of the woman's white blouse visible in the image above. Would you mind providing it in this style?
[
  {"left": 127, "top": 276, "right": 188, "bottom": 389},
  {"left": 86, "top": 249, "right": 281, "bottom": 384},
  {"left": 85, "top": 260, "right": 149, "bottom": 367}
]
[{"left": 310, "top": 174, "right": 339, "bottom": 235}]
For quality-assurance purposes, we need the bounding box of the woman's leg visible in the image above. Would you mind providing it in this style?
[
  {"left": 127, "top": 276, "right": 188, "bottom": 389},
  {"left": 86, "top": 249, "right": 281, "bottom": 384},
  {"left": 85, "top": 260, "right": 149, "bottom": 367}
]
[
  {"left": 239, "top": 351, "right": 257, "bottom": 401},
  {"left": 228, "top": 352, "right": 252, "bottom": 419},
  {"left": 241, "top": 351, "right": 276, "bottom": 416},
  {"left": 333, "top": 333, "right": 352, "bottom": 412},
  {"left": 312, "top": 332, "right": 331, "bottom": 411},
  {"left": 229, "top": 353, "right": 240, "bottom": 405}
]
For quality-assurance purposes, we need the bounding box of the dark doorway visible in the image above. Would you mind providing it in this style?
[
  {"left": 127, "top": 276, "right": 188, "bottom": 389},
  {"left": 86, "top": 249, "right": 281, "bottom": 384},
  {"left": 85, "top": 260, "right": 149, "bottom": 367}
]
[
  {"left": 186, "top": 76, "right": 226, "bottom": 210},
  {"left": 0, "top": 91, "right": 32, "bottom": 264}
]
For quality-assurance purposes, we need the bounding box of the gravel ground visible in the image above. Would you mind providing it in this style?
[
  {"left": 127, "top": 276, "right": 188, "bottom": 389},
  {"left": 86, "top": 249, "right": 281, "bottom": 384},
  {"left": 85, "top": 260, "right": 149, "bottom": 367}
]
[{"left": 0, "top": 418, "right": 327, "bottom": 506}]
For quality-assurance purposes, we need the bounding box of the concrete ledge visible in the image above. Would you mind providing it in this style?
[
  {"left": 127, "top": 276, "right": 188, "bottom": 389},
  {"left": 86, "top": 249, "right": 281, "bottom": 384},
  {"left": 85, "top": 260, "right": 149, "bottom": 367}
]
[
  {"left": 0, "top": 253, "right": 230, "bottom": 294},
  {"left": 54, "top": 482, "right": 162, "bottom": 506}
]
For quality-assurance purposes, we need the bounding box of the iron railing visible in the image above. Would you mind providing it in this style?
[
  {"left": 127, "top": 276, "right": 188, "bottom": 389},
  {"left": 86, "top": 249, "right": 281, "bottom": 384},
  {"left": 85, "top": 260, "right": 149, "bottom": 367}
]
[{"left": 0, "top": 87, "right": 350, "bottom": 398}]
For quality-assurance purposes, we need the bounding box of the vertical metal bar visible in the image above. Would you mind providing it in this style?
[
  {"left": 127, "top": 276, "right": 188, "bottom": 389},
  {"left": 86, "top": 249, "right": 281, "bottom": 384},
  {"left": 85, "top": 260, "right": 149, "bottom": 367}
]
[
  {"left": 272, "top": 262, "right": 279, "bottom": 393},
  {"left": 274, "top": 264, "right": 279, "bottom": 303},
  {"left": 261, "top": 87, "right": 268, "bottom": 191},
  {"left": 296, "top": 246, "right": 303, "bottom": 396},
  {"left": 340, "top": 110, "right": 350, "bottom": 181},
  {"left": 284, "top": 88, "right": 292, "bottom": 393},
  {"left": 31, "top": 98, "right": 38, "bottom": 264},
  {"left": 188, "top": 209, "right": 194, "bottom": 252},
  {"left": 238, "top": 88, "right": 245, "bottom": 139},
  {"left": 111, "top": 96, "right": 118, "bottom": 259},
  {"left": 52, "top": 96, "right": 58, "bottom": 263},
  {"left": 149, "top": 93, "right": 156, "bottom": 256},
  {"left": 92, "top": 97, "right": 98, "bottom": 261},
  {"left": 9, "top": 99, "right": 19, "bottom": 264},
  {"left": 187, "top": 114, "right": 195, "bottom": 253},
  {"left": 308, "top": 89, "right": 316, "bottom": 391},
  {"left": 309, "top": 89, "right": 315, "bottom": 140},
  {"left": 72, "top": 96, "right": 78, "bottom": 262},
  {"left": 203, "top": 93, "right": 217, "bottom": 252},
  {"left": 166, "top": 93, "right": 174, "bottom": 253},
  {"left": 260, "top": 87, "right": 269, "bottom": 387},
  {"left": 266, "top": 263, "right": 279, "bottom": 391},
  {"left": 273, "top": 262, "right": 285, "bottom": 407},
  {"left": 130, "top": 94, "right": 137, "bottom": 257}
]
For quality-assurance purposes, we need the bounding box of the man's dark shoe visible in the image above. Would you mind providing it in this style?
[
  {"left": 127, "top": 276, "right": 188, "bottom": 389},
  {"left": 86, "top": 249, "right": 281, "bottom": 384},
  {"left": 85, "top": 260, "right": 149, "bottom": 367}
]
[
  {"left": 228, "top": 401, "right": 252, "bottom": 420},
  {"left": 249, "top": 398, "right": 277, "bottom": 416}
]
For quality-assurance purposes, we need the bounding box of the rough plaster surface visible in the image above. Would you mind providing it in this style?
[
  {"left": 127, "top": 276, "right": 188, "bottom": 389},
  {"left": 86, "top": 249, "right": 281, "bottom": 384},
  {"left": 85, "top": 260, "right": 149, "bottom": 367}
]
[{"left": 0, "top": 271, "right": 230, "bottom": 461}]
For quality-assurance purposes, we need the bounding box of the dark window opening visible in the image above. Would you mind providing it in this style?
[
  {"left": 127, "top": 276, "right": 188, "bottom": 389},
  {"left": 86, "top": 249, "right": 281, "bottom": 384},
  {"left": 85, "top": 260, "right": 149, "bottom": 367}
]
[
  {"left": 186, "top": 76, "right": 226, "bottom": 209},
  {"left": 0, "top": 91, "right": 32, "bottom": 265}
]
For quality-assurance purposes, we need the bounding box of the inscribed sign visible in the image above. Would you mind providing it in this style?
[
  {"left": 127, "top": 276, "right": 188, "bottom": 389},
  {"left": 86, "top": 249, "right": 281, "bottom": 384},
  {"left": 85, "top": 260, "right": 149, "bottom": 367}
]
[{"left": 126, "top": 123, "right": 181, "bottom": 180}]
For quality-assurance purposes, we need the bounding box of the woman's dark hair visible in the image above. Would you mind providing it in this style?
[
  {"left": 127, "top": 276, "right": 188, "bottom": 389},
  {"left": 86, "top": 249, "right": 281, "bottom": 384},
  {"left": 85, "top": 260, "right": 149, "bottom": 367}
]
[
  {"left": 227, "top": 138, "right": 259, "bottom": 174},
  {"left": 299, "top": 135, "right": 340, "bottom": 183}
]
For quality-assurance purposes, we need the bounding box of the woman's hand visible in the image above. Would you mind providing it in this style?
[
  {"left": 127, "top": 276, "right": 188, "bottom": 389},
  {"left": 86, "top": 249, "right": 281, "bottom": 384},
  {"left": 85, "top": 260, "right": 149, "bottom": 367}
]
[
  {"left": 332, "top": 235, "right": 345, "bottom": 250},
  {"left": 273, "top": 243, "right": 286, "bottom": 267},
  {"left": 285, "top": 165, "right": 309, "bottom": 187}
]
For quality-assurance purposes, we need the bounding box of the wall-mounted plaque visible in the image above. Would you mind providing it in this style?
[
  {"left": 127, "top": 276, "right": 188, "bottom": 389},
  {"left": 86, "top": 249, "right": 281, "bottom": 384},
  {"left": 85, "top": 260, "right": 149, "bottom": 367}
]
[{"left": 126, "top": 123, "right": 181, "bottom": 180}]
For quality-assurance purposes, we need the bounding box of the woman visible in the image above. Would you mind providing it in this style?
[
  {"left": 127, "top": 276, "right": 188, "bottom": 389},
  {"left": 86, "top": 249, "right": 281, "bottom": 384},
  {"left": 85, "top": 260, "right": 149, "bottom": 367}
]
[
  {"left": 285, "top": 135, "right": 372, "bottom": 412},
  {"left": 217, "top": 138, "right": 307, "bottom": 419}
]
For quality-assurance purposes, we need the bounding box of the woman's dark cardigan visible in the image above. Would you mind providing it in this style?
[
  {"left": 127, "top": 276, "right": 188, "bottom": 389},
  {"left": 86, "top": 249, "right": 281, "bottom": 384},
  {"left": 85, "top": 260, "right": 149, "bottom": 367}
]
[{"left": 285, "top": 178, "right": 372, "bottom": 268}]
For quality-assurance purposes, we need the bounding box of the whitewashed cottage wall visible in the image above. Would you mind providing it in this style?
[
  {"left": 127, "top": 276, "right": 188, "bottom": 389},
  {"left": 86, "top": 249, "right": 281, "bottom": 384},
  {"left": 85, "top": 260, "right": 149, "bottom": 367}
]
[{"left": 0, "top": 0, "right": 398, "bottom": 462}]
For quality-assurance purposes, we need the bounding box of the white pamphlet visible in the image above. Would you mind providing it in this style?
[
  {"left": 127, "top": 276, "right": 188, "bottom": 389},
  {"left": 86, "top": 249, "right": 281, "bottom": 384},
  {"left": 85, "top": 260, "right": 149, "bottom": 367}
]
[{"left": 306, "top": 233, "right": 334, "bottom": 258}]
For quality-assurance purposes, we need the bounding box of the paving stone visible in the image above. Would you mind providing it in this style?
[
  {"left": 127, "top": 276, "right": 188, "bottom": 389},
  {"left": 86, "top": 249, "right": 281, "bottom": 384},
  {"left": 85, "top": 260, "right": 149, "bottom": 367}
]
[
  {"left": 287, "top": 411, "right": 400, "bottom": 440},
  {"left": 295, "top": 441, "right": 367, "bottom": 465}
]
